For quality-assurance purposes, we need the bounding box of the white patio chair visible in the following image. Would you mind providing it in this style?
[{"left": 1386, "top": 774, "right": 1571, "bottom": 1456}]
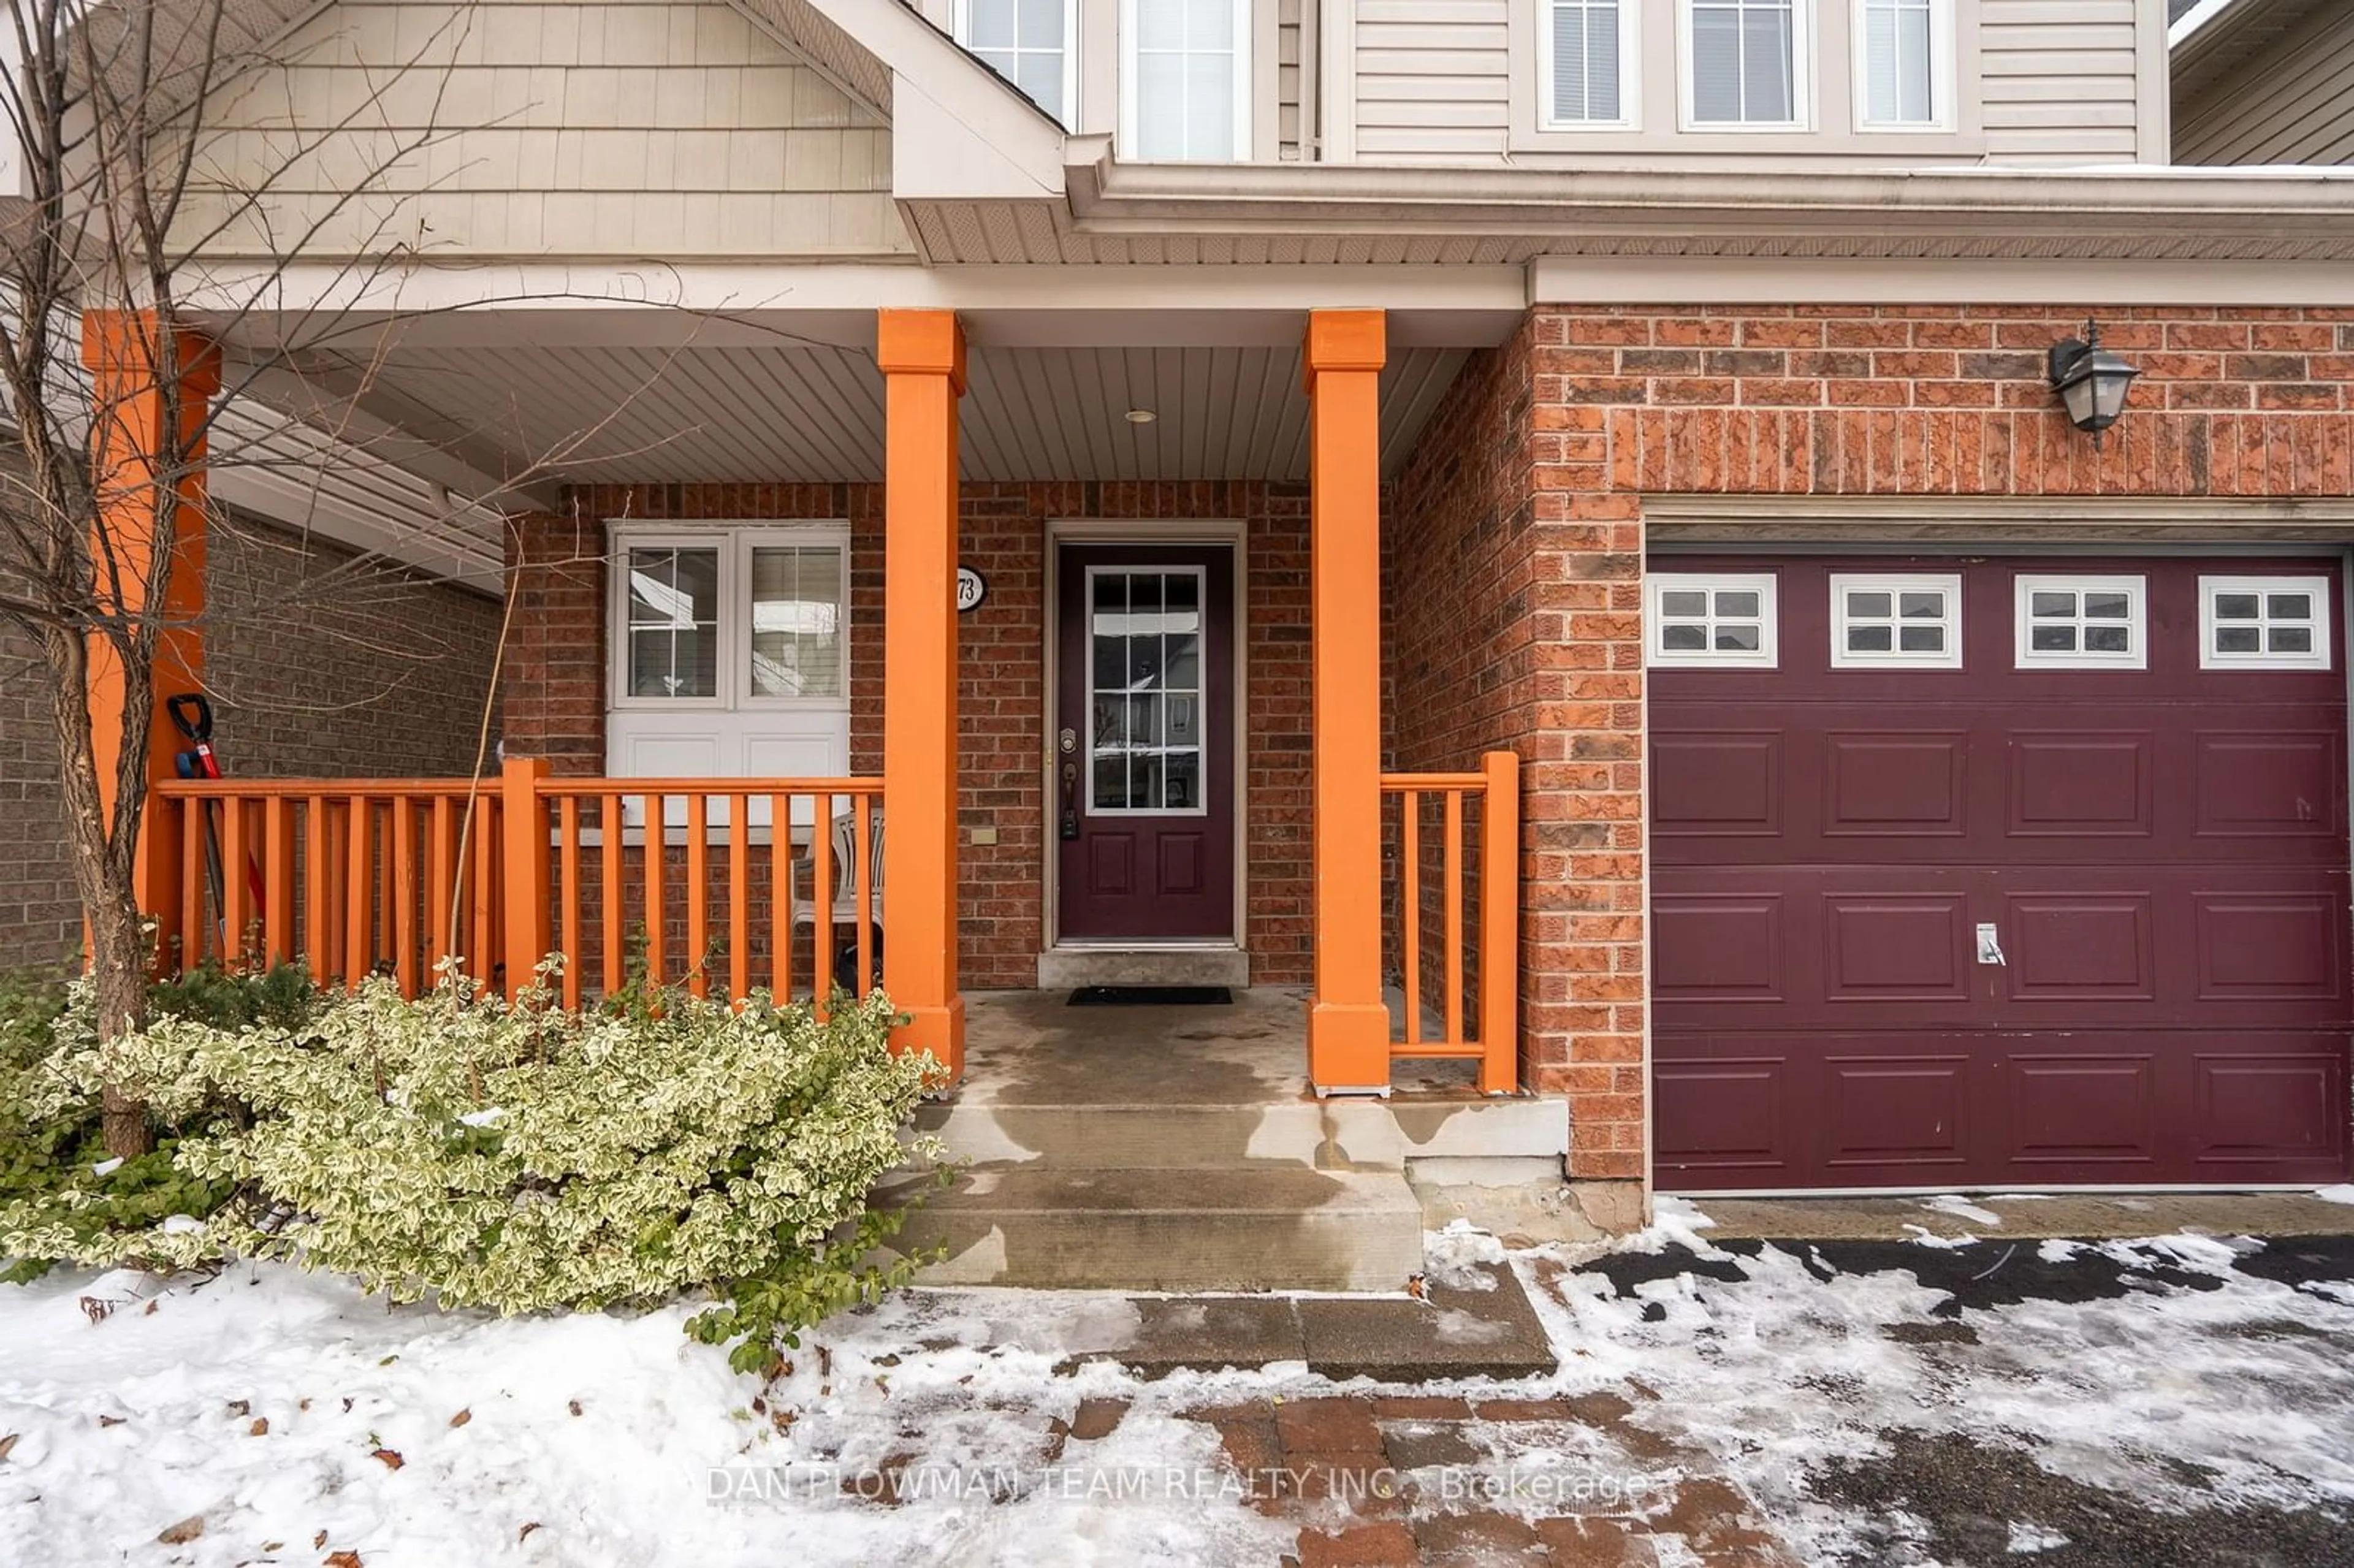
[{"left": 793, "top": 806, "right": 883, "bottom": 989}]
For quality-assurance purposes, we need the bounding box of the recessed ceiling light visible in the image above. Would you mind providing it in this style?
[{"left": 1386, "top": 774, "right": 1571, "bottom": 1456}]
[{"left": 1124, "top": 408, "right": 1157, "bottom": 424}]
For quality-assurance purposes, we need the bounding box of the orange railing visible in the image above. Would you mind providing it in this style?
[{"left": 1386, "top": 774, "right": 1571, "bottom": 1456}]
[
  {"left": 1382, "top": 750, "right": 1519, "bottom": 1094},
  {"left": 150, "top": 759, "right": 883, "bottom": 1010}
]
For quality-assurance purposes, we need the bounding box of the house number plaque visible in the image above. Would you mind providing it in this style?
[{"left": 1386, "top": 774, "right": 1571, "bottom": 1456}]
[{"left": 956, "top": 567, "right": 987, "bottom": 612}]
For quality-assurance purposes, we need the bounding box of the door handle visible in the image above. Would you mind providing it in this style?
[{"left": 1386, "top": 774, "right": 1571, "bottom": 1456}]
[
  {"left": 1975, "top": 922, "right": 2006, "bottom": 966},
  {"left": 1059, "top": 761, "right": 1080, "bottom": 842}
]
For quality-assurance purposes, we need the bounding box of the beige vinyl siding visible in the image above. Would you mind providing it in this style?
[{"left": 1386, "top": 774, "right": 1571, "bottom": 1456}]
[
  {"left": 2176, "top": 5, "right": 2354, "bottom": 165},
  {"left": 1354, "top": 0, "right": 1509, "bottom": 161},
  {"left": 181, "top": 0, "right": 910, "bottom": 260},
  {"left": 1979, "top": 0, "right": 2143, "bottom": 163},
  {"left": 1279, "top": 0, "right": 1306, "bottom": 158},
  {"left": 1350, "top": 0, "right": 2149, "bottom": 167}
]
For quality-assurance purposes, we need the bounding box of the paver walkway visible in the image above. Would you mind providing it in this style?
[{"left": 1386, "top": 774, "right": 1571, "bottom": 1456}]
[{"left": 1176, "top": 1390, "right": 1804, "bottom": 1566}]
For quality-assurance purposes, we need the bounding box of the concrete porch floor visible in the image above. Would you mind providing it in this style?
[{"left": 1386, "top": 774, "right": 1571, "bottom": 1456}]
[
  {"left": 950, "top": 985, "right": 1499, "bottom": 1107},
  {"left": 888, "top": 988, "right": 1590, "bottom": 1293}
]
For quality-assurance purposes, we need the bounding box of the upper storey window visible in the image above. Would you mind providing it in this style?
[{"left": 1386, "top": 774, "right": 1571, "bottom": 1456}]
[
  {"left": 956, "top": 0, "right": 1078, "bottom": 124},
  {"left": 1685, "top": 0, "right": 1807, "bottom": 128},
  {"left": 1543, "top": 1, "right": 1638, "bottom": 128},
  {"left": 1857, "top": 0, "right": 1946, "bottom": 127},
  {"left": 1121, "top": 0, "right": 1253, "bottom": 161}
]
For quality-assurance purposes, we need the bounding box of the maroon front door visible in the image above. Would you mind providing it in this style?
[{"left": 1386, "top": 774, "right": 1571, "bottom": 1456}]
[
  {"left": 1651, "top": 554, "right": 2353, "bottom": 1191},
  {"left": 1054, "top": 543, "right": 1236, "bottom": 942}
]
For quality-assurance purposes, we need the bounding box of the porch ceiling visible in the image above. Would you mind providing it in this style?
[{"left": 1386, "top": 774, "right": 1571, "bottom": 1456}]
[{"left": 298, "top": 342, "right": 1470, "bottom": 488}]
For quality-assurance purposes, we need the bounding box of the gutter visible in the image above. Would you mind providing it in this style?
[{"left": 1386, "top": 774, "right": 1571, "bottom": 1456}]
[{"left": 1063, "top": 148, "right": 2354, "bottom": 253}]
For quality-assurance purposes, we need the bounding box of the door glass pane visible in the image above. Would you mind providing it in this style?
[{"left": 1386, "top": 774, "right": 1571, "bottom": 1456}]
[
  {"left": 748, "top": 545, "right": 844, "bottom": 698},
  {"left": 1086, "top": 567, "right": 1207, "bottom": 813},
  {"left": 625, "top": 547, "right": 720, "bottom": 697}
]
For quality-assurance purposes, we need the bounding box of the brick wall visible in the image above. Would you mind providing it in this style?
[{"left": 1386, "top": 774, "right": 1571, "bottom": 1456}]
[
  {"left": 1387, "top": 302, "right": 2354, "bottom": 1184},
  {"left": 0, "top": 513, "right": 504, "bottom": 972},
  {"left": 527, "top": 481, "right": 1313, "bottom": 989}
]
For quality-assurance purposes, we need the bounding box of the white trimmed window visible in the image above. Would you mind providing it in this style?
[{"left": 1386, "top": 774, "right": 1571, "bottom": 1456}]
[
  {"left": 2014, "top": 574, "right": 2147, "bottom": 671},
  {"left": 2201, "top": 576, "right": 2333, "bottom": 670},
  {"left": 956, "top": 0, "right": 1078, "bottom": 125},
  {"left": 1649, "top": 573, "right": 1779, "bottom": 668},
  {"left": 1121, "top": 0, "right": 1251, "bottom": 162},
  {"left": 1542, "top": 0, "right": 1639, "bottom": 128},
  {"left": 608, "top": 523, "right": 852, "bottom": 783},
  {"left": 1831, "top": 573, "right": 1962, "bottom": 668},
  {"left": 1855, "top": 0, "right": 1947, "bottom": 128},
  {"left": 1684, "top": 0, "right": 1808, "bottom": 127}
]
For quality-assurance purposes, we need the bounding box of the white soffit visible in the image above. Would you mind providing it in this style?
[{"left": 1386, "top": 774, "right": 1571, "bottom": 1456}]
[
  {"left": 322, "top": 343, "right": 1470, "bottom": 485},
  {"left": 207, "top": 402, "right": 507, "bottom": 592}
]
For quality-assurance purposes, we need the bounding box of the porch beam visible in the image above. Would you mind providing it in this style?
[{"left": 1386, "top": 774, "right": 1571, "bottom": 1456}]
[
  {"left": 878, "top": 308, "right": 967, "bottom": 1079},
  {"left": 1303, "top": 308, "right": 1388, "bottom": 1092},
  {"left": 83, "top": 312, "right": 221, "bottom": 965}
]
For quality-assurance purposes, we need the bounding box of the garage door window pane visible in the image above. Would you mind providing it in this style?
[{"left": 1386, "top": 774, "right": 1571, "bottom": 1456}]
[
  {"left": 2201, "top": 575, "right": 2332, "bottom": 670},
  {"left": 2016, "top": 575, "right": 2146, "bottom": 670},
  {"left": 1832, "top": 573, "right": 1961, "bottom": 669},
  {"left": 1649, "top": 573, "right": 1777, "bottom": 668}
]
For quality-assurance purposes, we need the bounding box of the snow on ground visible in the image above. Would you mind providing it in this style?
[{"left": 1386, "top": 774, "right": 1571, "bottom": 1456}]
[
  {"left": 1539, "top": 1214, "right": 2354, "bottom": 1564},
  {"left": 7, "top": 1212, "right": 2354, "bottom": 1566},
  {"left": 0, "top": 1265, "right": 1295, "bottom": 1567}
]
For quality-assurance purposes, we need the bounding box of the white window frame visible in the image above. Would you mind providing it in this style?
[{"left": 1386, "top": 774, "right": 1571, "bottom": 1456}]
[
  {"left": 1851, "top": 0, "right": 1952, "bottom": 131},
  {"left": 1830, "top": 572, "right": 1963, "bottom": 669},
  {"left": 2013, "top": 574, "right": 2148, "bottom": 671},
  {"left": 1679, "top": 0, "right": 1813, "bottom": 132},
  {"left": 1118, "top": 0, "right": 1253, "bottom": 162},
  {"left": 953, "top": 0, "right": 1081, "bottom": 127},
  {"left": 1537, "top": 0, "right": 1642, "bottom": 131},
  {"left": 1648, "top": 571, "right": 1780, "bottom": 669},
  {"left": 1083, "top": 563, "right": 1211, "bottom": 818},
  {"left": 2199, "top": 575, "right": 2334, "bottom": 671},
  {"left": 608, "top": 523, "right": 852, "bottom": 714}
]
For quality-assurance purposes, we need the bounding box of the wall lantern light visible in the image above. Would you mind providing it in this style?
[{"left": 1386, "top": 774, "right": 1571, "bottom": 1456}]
[{"left": 2047, "top": 319, "right": 2141, "bottom": 441}]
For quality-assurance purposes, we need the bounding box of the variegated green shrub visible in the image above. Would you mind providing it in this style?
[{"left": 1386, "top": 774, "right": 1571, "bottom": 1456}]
[{"left": 3, "top": 963, "right": 943, "bottom": 1369}]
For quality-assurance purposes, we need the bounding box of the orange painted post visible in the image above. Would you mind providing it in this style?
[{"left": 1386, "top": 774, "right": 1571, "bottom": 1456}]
[
  {"left": 500, "top": 757, "right": 553, "bottom": 1001},
  {"left": 429, "top": 796, "right": 455, "bottom": 975},
  {"left": 1478, "top": 750, "right": 1522, "bottom": 1095},
  {"left": 264, "top": 796, "right": 295, "bottom": 967},
  {"left": 727, "top": 795, "right": 750, "bottom": 1003},
  {"left": 392, "top": 796, "right": 419, "bottom": 996},
  {"left": 644, "top": 794, "right": 668, "bottom": 988},
  {"left": 853, "top": 794, "right": 874, "bottom": 1000},
  {"left": 220, "top": 797, "right": 252, "bottom": 965},
  {"left": 771, "top": 793, "right": 794, "bottom": 998},
  {"left": 82, "top": 313, "right": 218, "bottom": 971},
  {"left": 304, "top": 796, "right": 329, "bottom": 973},
  {"left": 1400, "top": 790, "right": 1421, "bottom": 1049},
  {"left": 878, "top": 308, "right": 967, "bottom": 1078},
  {"left": 177, "top": 800, "right": 204, "bottom": 966},
  {"left": 345, "top": 798, "right": 373, "bottom": 989},
  {"left": 601, "top": 795, "right": 624, "bottom": 997},
  {"left": 812, "top": 800, "right": 834, "bottom": 1020},
  {"left": 683, "top": 793, "right": 709, "bottom": 999},
  {"left": 1443, "top": 788, "right": 1465, "bottom": 1047},
  {"left": 560, "top": 796, "right": 584, "bottom": 1010},
  {"left": 1303, "top": 308, "right": 1389, "bottom": 1092}
]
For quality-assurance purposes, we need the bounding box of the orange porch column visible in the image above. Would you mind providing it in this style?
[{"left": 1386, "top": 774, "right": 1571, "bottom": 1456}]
[
  {"left": 83, "top": 312, "right": 220, "bottom": 962},
  {"left": 1303, "top": 309, "right": 1388, "bottom": 1092},
  {"left": 877, "top": 308, "right": 967, "bottom": 1078}
]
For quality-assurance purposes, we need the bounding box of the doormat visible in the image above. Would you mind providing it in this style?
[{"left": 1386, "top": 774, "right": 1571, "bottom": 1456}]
[{"left": 1066, "top": 986, "right": 1235, "bottom": 1007}]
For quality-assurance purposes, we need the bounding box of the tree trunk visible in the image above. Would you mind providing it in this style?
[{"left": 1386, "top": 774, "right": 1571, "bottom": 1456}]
[
  {"left": 87, "top": 874, "right": 156, "bottom": 1158},
  {"left": 47, "top": 626, "right": 159, "bottom": 1160}
]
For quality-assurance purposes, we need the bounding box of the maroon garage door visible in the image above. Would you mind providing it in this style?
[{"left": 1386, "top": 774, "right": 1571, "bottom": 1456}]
[{"left": 1651, "top": 554, "right": 2353, "bottom": 1192}]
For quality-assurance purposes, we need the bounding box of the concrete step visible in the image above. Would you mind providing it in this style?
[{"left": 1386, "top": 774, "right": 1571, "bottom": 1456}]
[
  {"left": 912, "top": 1099, "right": 1384, "bottom": 1170},
  {"left": 884, "top": 1166, "right": 1426, "bottom": 1292},
  {"left": 910, "top": 1095, "right": 1569, "bottom": 1174}
]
